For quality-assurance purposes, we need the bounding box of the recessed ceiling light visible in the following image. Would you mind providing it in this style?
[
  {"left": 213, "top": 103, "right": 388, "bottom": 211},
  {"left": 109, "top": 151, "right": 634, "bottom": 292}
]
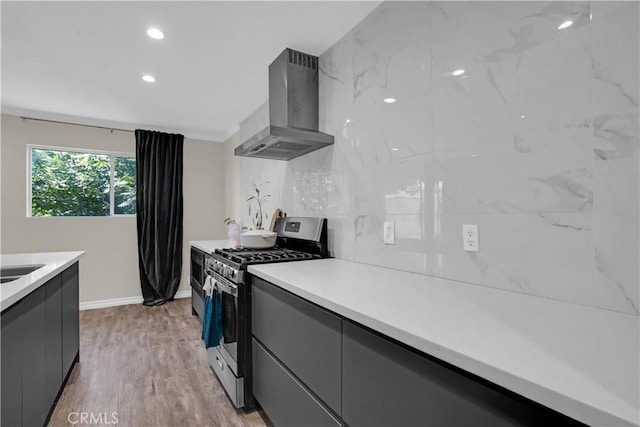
[
  {"left": 142, "top": 74, "right": 156, "bottom": 83},
  {"left": 557, "top": 20, "right": 573, "bottom": 30},
  {"left": 391, "top": 148, "right": 399, "bottom": 151},
  {"left": 520, "top": 115, "right": 526, "bottom": 119},
  {"left": 147, "top": 28, "right": 164, "bottom": 40},
  {"left": 452, "top": 69, "right": 465, "bottom": 76},
  {"left": 384, "top": 98, "right": 397, "bottom": 104}
]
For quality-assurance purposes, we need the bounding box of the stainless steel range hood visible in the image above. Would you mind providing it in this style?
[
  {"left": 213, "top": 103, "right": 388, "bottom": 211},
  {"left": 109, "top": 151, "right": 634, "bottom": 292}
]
[{"left": 234, "top": 48, "right": 334, "bottom": 161}]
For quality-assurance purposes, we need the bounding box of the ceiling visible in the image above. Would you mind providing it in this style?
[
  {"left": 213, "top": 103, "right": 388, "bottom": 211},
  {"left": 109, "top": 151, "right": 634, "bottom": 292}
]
[{"left": 1, "top": 1, "right": 381, "bottom": 142}]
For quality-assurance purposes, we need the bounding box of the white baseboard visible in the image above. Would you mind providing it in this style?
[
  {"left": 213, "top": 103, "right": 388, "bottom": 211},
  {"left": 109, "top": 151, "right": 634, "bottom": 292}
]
[
  {"left": 174, "top": 290, "right": 191, "bottom": 299},
  {"left": 80, "top": 289, "right": 191, "bottom": 311}
]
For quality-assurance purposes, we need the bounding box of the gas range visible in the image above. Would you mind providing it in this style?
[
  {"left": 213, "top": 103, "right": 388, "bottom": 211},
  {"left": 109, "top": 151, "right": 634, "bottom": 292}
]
[{"left": 201, "top": 217, "right": 328, "bottom": 411}]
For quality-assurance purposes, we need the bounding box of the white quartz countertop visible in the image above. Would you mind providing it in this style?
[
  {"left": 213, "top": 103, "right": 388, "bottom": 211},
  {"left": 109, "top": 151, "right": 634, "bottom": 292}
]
[
  {"left": 1, "top": 251, "right": 85, "bottom": 312},
  {"left": 189, "top": 240, "right": 231, "bottom": 254},
  {"left": 248, "top": 258, "right": 640, "bottom": 427}
]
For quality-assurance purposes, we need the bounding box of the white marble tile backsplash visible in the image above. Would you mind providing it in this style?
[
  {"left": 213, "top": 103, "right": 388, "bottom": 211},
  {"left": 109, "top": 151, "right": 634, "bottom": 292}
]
[{"left": 232, "top": 1, "right": 639, "bottom": 315}]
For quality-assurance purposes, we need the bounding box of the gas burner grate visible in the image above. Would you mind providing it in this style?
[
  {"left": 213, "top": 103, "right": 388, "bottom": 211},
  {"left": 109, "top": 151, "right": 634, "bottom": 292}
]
[{"left": 215, "top": 247, "right": 320, "bottom": 265}]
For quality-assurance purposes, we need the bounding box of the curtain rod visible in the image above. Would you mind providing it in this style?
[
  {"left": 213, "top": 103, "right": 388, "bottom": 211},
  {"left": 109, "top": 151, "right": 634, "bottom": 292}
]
[{"left": 20, "top": 116, "right": 134, "bottom": 133}]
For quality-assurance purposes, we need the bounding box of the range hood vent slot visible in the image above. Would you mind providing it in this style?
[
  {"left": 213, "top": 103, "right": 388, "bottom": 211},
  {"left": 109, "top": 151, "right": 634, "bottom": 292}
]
[
  {"left": 234, "top": 48, "right": 333, "bottom": 161},
  {"left": 289, "top": 50, "right": 317, "bottom": 70}
]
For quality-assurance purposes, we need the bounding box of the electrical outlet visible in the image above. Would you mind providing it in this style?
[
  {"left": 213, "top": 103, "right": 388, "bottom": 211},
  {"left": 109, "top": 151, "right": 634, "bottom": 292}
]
[
  {"left": 462, "top": 224, "right": 479, "bottom": 252},
  {"left": 384, "top": 222, "right": 395, "bottom": 245}
]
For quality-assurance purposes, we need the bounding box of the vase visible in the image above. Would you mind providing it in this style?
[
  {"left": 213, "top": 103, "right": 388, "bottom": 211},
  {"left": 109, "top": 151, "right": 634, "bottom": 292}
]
[{"left": 227, "top": 223, "right": 241, "bottom": 248}]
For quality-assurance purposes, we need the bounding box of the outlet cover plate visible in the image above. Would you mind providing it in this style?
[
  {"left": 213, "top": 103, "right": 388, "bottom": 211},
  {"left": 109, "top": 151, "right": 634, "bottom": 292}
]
[
  {"left": 463, "top": 224, "right": 479, "bottom": 252},
  {"left": 384, "top": 222, "right": 395, "bottom": 245}
]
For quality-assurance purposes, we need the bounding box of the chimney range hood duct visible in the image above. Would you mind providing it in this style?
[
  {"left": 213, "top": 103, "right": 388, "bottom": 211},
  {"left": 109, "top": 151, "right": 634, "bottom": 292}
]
[{"left": 234, "top": 48, "right": 334, "bottom": 161}]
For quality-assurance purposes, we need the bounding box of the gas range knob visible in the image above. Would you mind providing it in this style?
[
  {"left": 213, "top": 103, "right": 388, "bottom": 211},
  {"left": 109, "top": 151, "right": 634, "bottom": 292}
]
[{"left": 227, "top": 267, "right": 237, "bottom": 281}]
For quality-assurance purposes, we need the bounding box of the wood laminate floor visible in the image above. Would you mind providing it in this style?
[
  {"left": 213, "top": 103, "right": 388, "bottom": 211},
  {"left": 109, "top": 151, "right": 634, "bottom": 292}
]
[{"left": 48, "top": 298, "right": 270, "bottom": 427}]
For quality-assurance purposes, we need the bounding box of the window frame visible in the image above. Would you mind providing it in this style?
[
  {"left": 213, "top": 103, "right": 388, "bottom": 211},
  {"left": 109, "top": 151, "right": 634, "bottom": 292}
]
[{"left": 27, "top": 144, "right": 136, "bottom": 218}]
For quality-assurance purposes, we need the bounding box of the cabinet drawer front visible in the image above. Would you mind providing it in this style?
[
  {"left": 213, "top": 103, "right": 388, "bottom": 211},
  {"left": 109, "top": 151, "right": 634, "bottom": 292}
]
[
  {"left": 252, "top": 339, "right": 342, "bottom": 427},
  {"left": 342, "top": 321, "right": 578, "bottom": 427},
  {"left": 252, "top": 277, "right": 342, "bottom": 414}
]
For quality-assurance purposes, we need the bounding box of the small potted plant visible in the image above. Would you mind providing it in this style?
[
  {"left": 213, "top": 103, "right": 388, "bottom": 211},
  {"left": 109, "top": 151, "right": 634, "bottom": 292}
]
[{"left": 247, "top": 183, "right": 270, "bottom": 230}]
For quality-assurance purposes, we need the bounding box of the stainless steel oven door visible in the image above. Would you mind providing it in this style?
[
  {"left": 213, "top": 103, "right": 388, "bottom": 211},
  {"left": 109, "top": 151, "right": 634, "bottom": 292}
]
[{"left": 209, "top": 271, "right": 240, "bottom": 376}]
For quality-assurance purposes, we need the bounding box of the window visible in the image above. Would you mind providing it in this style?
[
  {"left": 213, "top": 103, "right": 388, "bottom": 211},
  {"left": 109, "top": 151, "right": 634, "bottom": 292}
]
[
  {"left": 113, "top": 156, "right": 136, "bottom": 215},
  {"left": 29, "top": 146, "right": 136, "bottom": 217}
]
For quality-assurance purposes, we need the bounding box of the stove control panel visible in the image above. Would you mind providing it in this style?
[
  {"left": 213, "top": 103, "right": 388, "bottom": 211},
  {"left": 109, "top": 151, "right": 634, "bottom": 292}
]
[
  {"left": 224, "top": 265, "right": 238, "bottom": 281},
  {"left": 205, "top": 256, "right": 241, "bottom": 283}
]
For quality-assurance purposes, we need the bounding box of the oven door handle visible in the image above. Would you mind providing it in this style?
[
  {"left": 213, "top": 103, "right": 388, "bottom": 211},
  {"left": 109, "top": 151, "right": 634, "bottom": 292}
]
[{"left": 208, "top": 274, "right": 238, "bottom": 297}]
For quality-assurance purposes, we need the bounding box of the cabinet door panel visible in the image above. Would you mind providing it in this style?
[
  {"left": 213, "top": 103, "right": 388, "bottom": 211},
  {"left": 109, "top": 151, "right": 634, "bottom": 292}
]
[
  {"left": 22, "top": 285, "right": 48, "bottom": 427},
  {"left": 62, "top": 263, "right": 80, "bottom": 377},
  {"left": 252, "top": 339, "right": 342, "bottom": 427},
  {"left": 2, "top": 302, "right": 24, "bottom": 426},
  {"left": 45, "top": 274, "right": 63, "bottom": 406},
  {"left": 252, "top": 277, "right": 342, "bottom": 414}
]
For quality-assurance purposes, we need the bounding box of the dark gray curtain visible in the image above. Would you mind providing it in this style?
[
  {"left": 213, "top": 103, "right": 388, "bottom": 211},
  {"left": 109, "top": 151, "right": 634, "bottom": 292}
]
[{"left": 135, "top": 129, "right": 184, "bottom": 306}]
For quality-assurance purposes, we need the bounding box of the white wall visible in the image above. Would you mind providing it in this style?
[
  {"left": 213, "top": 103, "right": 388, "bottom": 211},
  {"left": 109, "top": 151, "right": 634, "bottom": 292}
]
[
  {"left": 1, "top": 114, "right": 226, "bottom": 303},
  {"left": 224, "top": 1, "right": 639, "bottom": 315}
]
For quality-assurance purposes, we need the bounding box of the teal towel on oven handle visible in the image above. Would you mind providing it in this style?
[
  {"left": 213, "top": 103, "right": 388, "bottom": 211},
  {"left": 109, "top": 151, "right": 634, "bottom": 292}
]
[{"left": 202, "top": 290, "right": 222, "bottom": 348}]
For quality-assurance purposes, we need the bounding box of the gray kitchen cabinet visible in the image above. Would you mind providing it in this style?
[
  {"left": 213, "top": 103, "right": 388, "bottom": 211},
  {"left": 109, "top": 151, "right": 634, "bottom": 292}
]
[
  {"left": 45, "top": 274, "right": 63, "bottom": 407},
  {"left": 1, "top": 296, "right": 24, "bottom": 426},
  {"left": 252, "top": 276, "right": 342, "bottom": 414},
  {"left": 61, "top": 262, "right": 79, "bottom": 376},
  {"left": 252, "top": 339, "right": 342, "bottom": 427},
  {"left": 250, "top": 276, "right": 584, "bottom": 427},
  {"left": 21, "top": 285, "right": 48, "bottom": 427},
  {"left": 1, "top": 262, "right": 80, "bottom": 427},
  {"left": 342, "top": 320, "right": 583, "bottom": 427}
]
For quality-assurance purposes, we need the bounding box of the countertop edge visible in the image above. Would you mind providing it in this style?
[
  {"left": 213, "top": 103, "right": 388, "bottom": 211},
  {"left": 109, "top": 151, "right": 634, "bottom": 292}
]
[{"left": 1, "top": 251, "right": 86, "bottom": 312}]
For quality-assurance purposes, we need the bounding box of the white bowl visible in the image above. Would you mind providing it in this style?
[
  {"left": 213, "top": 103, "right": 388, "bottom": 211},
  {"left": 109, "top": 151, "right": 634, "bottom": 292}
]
[{"left": 240, "top": 230, "right": 277, "bottom": 249}]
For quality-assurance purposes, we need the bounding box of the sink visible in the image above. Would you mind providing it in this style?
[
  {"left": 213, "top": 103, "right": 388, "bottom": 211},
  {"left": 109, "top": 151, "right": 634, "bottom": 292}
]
[
  {"left": 0, "top": 264, "right": 45, "bottom": 283},
  {"left": 1, "top": 264, "right": 45, "bottom": 277}
]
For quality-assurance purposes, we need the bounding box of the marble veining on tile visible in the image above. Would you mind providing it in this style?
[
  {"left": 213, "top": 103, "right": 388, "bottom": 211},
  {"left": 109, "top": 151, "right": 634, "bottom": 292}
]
[
  {"left": 233, "top": 1, "right": 639, "bottom": 315},
  {"left": 430, "top": 1, "right": 590, "bottom": 78}
]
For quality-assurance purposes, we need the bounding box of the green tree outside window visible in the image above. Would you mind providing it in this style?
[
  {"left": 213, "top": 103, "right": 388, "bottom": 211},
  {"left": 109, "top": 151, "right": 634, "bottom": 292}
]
[
  {"left": 114, "top": 157, "right": 136, "bottom": 215},
  {"left": 30, "top": 148, "right": 136, "bottom": 217}
]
